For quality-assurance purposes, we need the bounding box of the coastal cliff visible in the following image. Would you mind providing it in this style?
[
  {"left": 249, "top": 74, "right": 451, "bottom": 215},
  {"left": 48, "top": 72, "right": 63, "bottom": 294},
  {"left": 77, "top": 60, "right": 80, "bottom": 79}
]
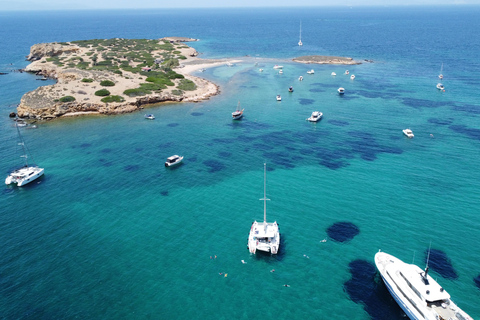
[{"left": 17, "top": 38, "right": 218, "bottom": 120}]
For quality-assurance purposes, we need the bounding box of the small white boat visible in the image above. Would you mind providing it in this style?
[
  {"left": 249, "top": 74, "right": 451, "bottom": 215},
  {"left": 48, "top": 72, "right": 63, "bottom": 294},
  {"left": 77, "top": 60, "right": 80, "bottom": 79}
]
[
  {"left": 350, "top": 74, "right": 355, "bottom": 80},
  {"left": 273, "top": 65, "right": 283, "bottom": 69},
  {"left": 226, "top": 62, "right": 234, "bottom": 67},
  {"left": 345, "top": 70, "right": 349, "bottom": 75},
  {"left": 307, "top": 69, "right": 314, "bottom": 74},
  {"left": 307, "top": 111, "right": 323, "bottom": 122},
  {"left": 298, "top": 76, "right": 303, "bottom": 81},
  {"left": 165, "top": 155, "right": 184, "bottom": 167},
  {"left": 5, "top": 123, "right": 44, "bottom": 187},
  {"left": 439, "top": 62, "right": 444, "bottom": 79},
  {"left": 259, "top": 68, "right": 263, "bottom": 72},
  {"left": 276, "top": 95, "right": 282, "bottom": 101},
  {"left": 403, "top": 128, "right": 414, "bottom": 138},
  {"left": 375, "top": 251, "right": 474, "bottom": 320},
  {"left": 436, "top": 83, "right": 445, "bottom": 90},
  {"left": 145, "top": 114, "right": 155, "bottom": 120},
  {"left": 199, "top": 68, "right": 206, "bottom": 72},
  {"left": 331, "top": 72, "right": 336, "bottom": 76},
  {"left": 16, "top": 120, "right": 27, "bottom": 127},
  {"left": 338, "top": 87, "right": 345, "bottom": 94},
  {"left": 248, "top": 163, "right": 280, "bottom": 255},
  {"left": 288, "top": 86, "right": 294, "bottom": 92},
  {"left": 279, "top": 69, "right": 283, "bottom": 74},
  {"left": 232, "top": 101, "right": 244, "bottom": 120}
]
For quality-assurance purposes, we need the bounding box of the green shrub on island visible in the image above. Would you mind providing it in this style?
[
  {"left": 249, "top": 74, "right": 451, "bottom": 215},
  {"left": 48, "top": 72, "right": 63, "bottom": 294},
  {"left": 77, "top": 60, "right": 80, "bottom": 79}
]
[
  {"left": 100, "top": 80, "right": 115, "bottom": 86},
  {"left": 113, "top": 70, "right": 123, "bottom": 75},
  {"left": 59, "top": 96, "right": 76, "bottom": 102},
  {"left": 95, "top": 89, "right": 110, "bottom": 96},
  {"left": 101, "top": 95, "right": 125, "bottom": 103},
  {"left": 171, "top": 89, "right": 183, "bottom": 96},
  {"left": 177, "top": 79, "right": 197, "bottom": 91},
  {"left": 145, "top": 76, "right": 174, "bottom": 87},
  {"left": 81, "top": 78, "right": 94, "bottom": 83},
  {"left": 123, "top": 88, "right": 151, "bottom": 97},
  {"left": 77, "top": 62, "right": 90, "bottom": 69},
  {"left": 177, "top": 55, "right": 187, "bottom": 60},
  {"left": 173, "top": 51, "right": 181, "bottom": 54}
]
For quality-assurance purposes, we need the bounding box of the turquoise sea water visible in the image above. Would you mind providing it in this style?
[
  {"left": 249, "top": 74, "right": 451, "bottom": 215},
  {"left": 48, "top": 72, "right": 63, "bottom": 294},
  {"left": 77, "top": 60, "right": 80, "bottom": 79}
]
[{"left": 1, "top": 6, "right": 480, "bottom": 319}]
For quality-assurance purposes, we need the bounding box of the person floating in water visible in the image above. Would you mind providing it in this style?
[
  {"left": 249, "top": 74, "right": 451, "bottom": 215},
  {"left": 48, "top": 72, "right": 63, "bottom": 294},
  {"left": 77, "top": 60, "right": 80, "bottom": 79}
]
[{"left": 284, "top": 284, "right": 290, "bottom": 287}]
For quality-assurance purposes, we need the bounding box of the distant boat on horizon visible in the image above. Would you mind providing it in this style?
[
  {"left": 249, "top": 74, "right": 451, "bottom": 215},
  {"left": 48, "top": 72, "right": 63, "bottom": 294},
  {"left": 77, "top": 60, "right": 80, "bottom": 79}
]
[{"left": 298, "top": 21, "right": 303, "bottom": 46}]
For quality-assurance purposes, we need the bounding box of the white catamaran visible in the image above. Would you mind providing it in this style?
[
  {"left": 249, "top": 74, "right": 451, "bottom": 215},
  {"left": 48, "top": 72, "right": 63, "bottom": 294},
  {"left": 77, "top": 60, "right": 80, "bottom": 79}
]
[
  {"left": 5, "top": 122, "right": 44, "bottom": 187},
  {"left": 248, "top": 163, "right": 280, "bottom": 255}
]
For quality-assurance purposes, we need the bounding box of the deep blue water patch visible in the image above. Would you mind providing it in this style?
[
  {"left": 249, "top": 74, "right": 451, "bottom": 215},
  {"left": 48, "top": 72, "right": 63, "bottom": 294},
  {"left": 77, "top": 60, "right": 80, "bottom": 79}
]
[
  {"left": 401, "top": 98, "right": 450, "bottom": 109},
  {"left": 425, "top": 249, "right": 458, "bottom": 280},
  {"left": 160, "top": 190, "right": 169, "bottom": 196},
  {"left": 309, "top": 88, "right": 326, "bottom": 93},
  {"left": 191, "top": 112, "right": 204, "bottom": 116},
  {"left": 167, "top": 123, "right": 179, "bottom": 127},
  {"left": 218, "top": 151, "right": 232, "bottom": 158},
  {"left": 135, "top": 147, "right": 143, "bottom": 152},
  {"left": 347, "top": 130, "right": 403, "bottom": 161},
  {"left": 328, "top": 119, "right": 349, "bottom": 127},
  {"left": 428, "top": 118, "right": 454, "bottom": 126},
  {"left": 203, "top": 159, "right": 226, "bottom": 173},
  {"left": 449, "top": 125, "right": 480, "bottom": 141},
  {"left": 299, "top": 98, "right": 315, "bottom": 105},
  {"left": 99, "top": 158, "right": 113, "bottom": 167},
  {"left": 101, "top": 148, "right": 112, "bottom": 153},
  {"left": 327, "top": 222, "right": 360, "bottom": 242},
  {"left": 453, "top": 104, "right": 480, "bottom": 115},
  {"left": 474, "top": 274, "right": 480, "bottom": 290},
  {"left": 124, "top": 164, "right": 140, "bottom": 172},
  {"left": 344, "top": 259, "right": 406, "bottom": 320},
  {"left": 319, "top": 159, "right": 350, "bottom": 170},
  {"left": 79, "top": 143, "right": 92, "bottom": 148},
  {"left": 355, "top": 90, "right": 399, "bottom": 99},
  {"left": 263, "top": 151, "right": 296, "bottom": 169}
]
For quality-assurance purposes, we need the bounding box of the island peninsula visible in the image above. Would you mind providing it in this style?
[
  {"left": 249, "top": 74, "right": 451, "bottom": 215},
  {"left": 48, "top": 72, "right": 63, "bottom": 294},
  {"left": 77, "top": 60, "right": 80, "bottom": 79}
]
[
  {"left": 17, "top": 37, "right": 239, "bottom": 120},
  {"left": 16, "top": 37, "right": 360, "bottom": 120}
]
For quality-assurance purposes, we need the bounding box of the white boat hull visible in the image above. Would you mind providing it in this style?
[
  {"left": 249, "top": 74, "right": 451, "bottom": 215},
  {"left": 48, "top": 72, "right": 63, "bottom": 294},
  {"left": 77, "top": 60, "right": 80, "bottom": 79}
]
[{"left": 5, "top": 166, "right": 44, "bottom": 186}]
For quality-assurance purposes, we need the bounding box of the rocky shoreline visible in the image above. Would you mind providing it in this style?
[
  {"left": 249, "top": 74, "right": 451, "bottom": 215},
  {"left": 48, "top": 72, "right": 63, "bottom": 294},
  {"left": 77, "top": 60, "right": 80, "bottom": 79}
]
[
  {"left": 16, "top": 38, "right": 225, "bottom": 121},
  {"left": 292, "top": 55, "right": 362, "bottom": 65}
]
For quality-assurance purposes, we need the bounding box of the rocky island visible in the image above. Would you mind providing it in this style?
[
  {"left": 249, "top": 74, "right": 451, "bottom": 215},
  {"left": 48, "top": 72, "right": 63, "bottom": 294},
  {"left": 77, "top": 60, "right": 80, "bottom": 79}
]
[
  {"left": 292, "top": 55, "right": 361, "bottom": 65},
  {"left": 17, "top": 37, "right": 238, "bottom": 120}
]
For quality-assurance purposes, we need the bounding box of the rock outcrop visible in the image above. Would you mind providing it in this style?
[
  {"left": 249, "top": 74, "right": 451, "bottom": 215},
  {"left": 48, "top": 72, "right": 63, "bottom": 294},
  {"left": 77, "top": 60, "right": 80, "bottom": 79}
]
[{"left": 26, "top": 43, "right": 80, "bottom": 61}]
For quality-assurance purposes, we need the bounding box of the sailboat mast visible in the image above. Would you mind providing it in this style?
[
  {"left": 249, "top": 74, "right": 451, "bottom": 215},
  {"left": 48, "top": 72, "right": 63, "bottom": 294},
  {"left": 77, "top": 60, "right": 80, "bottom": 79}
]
[
  {"left": 16, "top": 122, "right": 29, "bottom": 167},
  {"left": 263, "top": 163, "right": 267, "bottom": 223}
]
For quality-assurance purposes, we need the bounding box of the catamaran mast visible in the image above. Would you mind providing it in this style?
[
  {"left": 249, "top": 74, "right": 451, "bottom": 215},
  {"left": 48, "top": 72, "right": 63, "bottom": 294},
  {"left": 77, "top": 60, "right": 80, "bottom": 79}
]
[{"left": 260, "top": 163, "right": 270, "bottom": 229}]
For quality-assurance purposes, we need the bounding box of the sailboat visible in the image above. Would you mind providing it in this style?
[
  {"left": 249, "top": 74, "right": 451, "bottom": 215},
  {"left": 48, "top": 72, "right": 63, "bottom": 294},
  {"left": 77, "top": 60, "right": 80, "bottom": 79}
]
[
  {"left": 298, "top": 21, "right": 303, "bottom": 46},
  {"left": 232, "top": 101, "right": 244, "bottom": 120},
  {"left": 248, "top": 163, "right": 280, "bottom": 255},
  {"left": 5, "top": 122, "right": 44, "bottom": 186},
  {"left": 438, "top": 63, "right": 444, "bottom": 80}
]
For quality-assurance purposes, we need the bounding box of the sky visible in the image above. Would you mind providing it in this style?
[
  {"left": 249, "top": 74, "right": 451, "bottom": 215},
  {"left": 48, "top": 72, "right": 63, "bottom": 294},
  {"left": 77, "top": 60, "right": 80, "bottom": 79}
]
[{"left": 0, "top": 0, "right": 478, "bottom": 10}]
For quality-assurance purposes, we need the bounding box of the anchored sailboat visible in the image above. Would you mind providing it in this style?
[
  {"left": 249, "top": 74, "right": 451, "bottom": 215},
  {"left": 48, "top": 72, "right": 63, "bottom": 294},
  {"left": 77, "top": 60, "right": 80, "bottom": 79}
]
[
  {"left": 248, "top": 163, "right": 280, "bottom": 254},
  {"left": 5, "top": 122, "right": 44, "bottom": 186},
  {"left": 298, "top": 21, "right": 303, "bottom": 46}
]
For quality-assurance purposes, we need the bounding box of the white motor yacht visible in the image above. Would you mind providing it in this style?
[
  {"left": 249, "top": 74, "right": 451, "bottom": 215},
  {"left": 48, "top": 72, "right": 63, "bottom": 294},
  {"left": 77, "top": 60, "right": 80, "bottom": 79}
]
[
  {"left": 338, "top": 87, "right": 345, "bottom": 94},
  {"left": 331, "top": 72, "right": 337, "bottom": 76},
  {"left": 307, "top": 111, "right": 323, "bottom": 122},
  {"left": 145, "top": 114, "right": 155, "bottom": 120},
  {"left": 350, "top": 74, "right": 355, "bottom": 80},
  {"left": 248, "top": 163, "right": 280, "bottom": 255},
  {"left": 436, "top": 83, "right": 445, "bottom": 90},
  {"left": 276, "top": 95, "right": 282, "bottom": 101},
  {"left": 307, "top": 69, "right": 315, "bottom": 74},
  {"left": 375, "top": 251, "right": 473, "bottom": 320},
  {"left": 5, "top": 123, "right": 44, "bottom": 187},
  {"left": 273, "top": 65, "right": 283, "bottom": 69},
  {"left": 298, "top": 76, "right": 303, "bottom": 81},
  {"left": 165, "top": 155, "right": 183, "bottom": 167},
  {"left": 403, "top": 129, "right": 414, "bottom": 138}
]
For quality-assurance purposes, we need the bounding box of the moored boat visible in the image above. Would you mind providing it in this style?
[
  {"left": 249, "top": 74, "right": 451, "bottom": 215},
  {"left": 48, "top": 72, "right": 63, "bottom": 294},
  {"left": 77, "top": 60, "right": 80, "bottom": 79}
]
[
  {"left": 145, "top": 114, "right": 155, "bottom": 120},
  {"left": 436, "top": 83, "right": 445, "bottom": 90},
  {"left": 350, "top": 74, "right": 355, "bottom": 80},
  {"left": 248, "top": 163, "right": 280, "bottom": 255},
  {"left": 5, "top": 123, "right": 44, "bottom": 187},
  {"left": 338, "top": 87, "right": 345, "bottom": 94},
  {"left": 306, "top": 111, "right": 323, "bottom": 122},
  {"left": 273, "top": 65, "right": 283, "bottom": 69},
  {"left": 298, "top": 76, "right": 303, "bottom": 81},
  {"left": 307, "top": 69, "right": 314, "bottom": 74},
  {"left": 288, "top": 86, "right": 294, "bottom": 92},
  {"left": 232, "top": 101, "right": 244, "bottom": 120},
  {"left": 276, "top": 95, "right": 282, "bottom": 101},
  {"left": 165, "top": 155, "right": 183, "bottom": 167},
  {"left": 403, "top": 128, "right": 414, "bottom": 138},
  {"left": 375, "top": 251, "right": 473, "bottom": 320}
]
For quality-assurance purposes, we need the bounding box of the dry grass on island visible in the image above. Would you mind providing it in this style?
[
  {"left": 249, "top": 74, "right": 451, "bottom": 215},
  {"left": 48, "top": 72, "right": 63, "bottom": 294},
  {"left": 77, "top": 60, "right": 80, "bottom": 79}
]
[{"left": 17, "top": 37, "right": 238, "bottom": 120}]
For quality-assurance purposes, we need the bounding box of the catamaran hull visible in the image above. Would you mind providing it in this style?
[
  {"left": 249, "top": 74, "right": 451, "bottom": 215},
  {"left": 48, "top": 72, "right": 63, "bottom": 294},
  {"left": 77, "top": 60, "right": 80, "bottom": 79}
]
[{"left": 5, "top": 168, "right": 44, "bottom": 187}]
